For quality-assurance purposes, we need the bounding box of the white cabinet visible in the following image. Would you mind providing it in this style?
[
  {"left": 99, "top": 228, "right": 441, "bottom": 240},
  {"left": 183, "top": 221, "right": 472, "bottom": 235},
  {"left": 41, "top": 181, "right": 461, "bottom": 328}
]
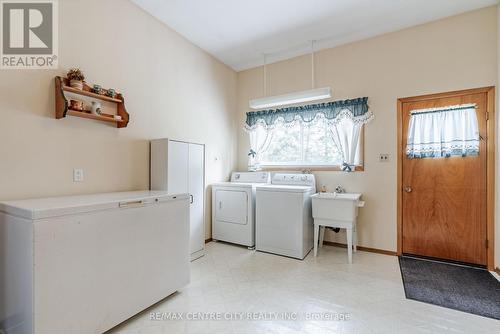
[
  {"left": 167, "top": 141, "right": 189, "bottom": 194},
  {"left": 0, "top": 191, "right": 190, "bottom": 334},
  {"left": 151, "top": 139, "right": 205, "bottom": 260}
]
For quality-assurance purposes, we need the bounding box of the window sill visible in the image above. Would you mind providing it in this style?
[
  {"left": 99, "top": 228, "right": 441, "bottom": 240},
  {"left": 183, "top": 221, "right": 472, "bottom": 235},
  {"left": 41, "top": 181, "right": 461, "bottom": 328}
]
[{"left": 260, "top": 165, "right": 364, "bottom": 172}]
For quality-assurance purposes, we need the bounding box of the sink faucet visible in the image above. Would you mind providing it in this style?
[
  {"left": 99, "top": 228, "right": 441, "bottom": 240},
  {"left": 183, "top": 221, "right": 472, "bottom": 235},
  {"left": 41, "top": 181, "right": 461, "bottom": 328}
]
[{"left": 335, "top": 185, "right": 345, "bottom": 193}]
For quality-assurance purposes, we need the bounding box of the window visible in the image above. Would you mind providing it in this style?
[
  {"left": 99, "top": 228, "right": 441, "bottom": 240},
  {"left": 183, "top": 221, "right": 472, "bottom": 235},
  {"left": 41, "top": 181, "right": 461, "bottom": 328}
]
[
  {"left": 259, "top": 118, "right": 346, "bottom": 166},
  {"left": 245, "top": 97, "right": 372, "bottom": 171}
]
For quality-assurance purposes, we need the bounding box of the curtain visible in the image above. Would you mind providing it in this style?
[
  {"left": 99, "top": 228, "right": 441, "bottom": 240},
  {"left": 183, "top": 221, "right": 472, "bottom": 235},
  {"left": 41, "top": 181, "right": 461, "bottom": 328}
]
[
  {"left": 329, "top": 118, "right": 362, "bottom": 172},
  {"left": 406, "top": 104, "right": 479, "bottom": 159},
  {"left": 248, "top": 125, "right": 273, "bottom": 170},
  {"left": 245, "top": 97, "right": 371, "bottom": 130}
]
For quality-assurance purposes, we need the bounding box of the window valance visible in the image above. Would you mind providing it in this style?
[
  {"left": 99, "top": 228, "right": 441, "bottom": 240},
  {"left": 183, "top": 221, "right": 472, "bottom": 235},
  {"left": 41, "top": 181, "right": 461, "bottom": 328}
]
[{"left": 245, "top": 97, "right": 372, "bottom": 131}]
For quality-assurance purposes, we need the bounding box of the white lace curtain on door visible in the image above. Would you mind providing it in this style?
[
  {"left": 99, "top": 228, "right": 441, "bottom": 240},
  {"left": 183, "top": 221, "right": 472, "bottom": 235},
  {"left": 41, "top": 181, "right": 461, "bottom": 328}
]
[{"left": 406, "top": 104, "right": 480, "bottom": 159}]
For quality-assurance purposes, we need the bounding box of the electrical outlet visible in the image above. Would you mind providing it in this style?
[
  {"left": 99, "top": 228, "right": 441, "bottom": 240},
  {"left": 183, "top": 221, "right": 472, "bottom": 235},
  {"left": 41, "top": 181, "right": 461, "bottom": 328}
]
[
  {"left": 379, "top": 154, "right": 390, "bottom": 162},
  {"left": 73, "top": 168, "right": 84, "bottom": 182}
]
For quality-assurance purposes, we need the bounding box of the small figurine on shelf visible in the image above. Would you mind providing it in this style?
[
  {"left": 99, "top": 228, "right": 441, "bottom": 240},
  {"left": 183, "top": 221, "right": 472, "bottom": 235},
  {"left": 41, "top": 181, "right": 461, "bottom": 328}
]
[
  {"left": 106, "top": 88, "right": 116, "bottom": 99},
  {"left": 69, "top": 99, "right": 84, "bottom": 111},
  {"left": 67, "top": 68, "right": 85, "bottom": 90},
  {"left": 91, "top": 84, "right": 103, "bottom": 95}
]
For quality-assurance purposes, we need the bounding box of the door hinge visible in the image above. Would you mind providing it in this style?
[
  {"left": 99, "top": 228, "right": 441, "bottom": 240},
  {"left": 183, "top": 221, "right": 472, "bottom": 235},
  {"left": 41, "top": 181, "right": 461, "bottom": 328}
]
[
  {"left": 485, "top": 112, "right": 489, "bottom": 121},
  {"left": 486, "top": 239, "right": 489, "bottom": 249}
]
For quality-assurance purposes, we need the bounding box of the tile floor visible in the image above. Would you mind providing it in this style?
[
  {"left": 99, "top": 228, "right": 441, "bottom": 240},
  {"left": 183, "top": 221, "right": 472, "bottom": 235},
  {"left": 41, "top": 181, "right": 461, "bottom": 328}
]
[{"left": 109, "top": 242, "right": 500, "bottom": 334}]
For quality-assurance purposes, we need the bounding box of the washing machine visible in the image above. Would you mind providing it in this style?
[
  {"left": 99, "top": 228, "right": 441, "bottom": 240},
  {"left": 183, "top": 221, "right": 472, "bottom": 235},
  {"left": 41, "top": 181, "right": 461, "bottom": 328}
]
[
  {"left": 212, "top": 172, "right": 270, "bottom": 248},
  {"left": 255, "top": 173, "right": 316, "bottom": 259}
]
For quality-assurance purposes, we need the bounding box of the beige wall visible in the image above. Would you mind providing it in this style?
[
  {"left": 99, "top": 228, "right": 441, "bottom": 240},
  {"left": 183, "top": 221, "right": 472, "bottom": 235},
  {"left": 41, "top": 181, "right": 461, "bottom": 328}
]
[
  {"left": 0, "top": 0, "right": 238, "bottom": 239},
  {"left": 237, "top": 7, "right": 498, "bottom": 262}
]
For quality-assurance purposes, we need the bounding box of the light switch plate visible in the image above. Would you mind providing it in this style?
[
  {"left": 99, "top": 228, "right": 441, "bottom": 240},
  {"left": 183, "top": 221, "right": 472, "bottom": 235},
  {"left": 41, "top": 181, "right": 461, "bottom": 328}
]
[
  {"left": 73, "top": 168, "right": 84, "bottom": 182},
  {"left": 379, "top": 154, "right": 390, "bottom": 162}
]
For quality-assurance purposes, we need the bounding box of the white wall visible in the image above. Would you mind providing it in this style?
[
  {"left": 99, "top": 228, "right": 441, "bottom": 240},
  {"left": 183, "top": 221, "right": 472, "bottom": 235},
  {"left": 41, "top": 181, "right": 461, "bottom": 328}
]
[
  {"left": 237, "top": 7, "right": 498, "bottom": 262},
  {"left": 0, "top": 0, "right": 238, "bottom": 239}
]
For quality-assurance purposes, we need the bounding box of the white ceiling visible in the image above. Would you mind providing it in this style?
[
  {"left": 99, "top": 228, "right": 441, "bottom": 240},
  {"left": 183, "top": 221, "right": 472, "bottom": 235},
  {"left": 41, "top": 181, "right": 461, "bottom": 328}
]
[{"left": 132, "top": 0, "right": 498, "bottom": 71}]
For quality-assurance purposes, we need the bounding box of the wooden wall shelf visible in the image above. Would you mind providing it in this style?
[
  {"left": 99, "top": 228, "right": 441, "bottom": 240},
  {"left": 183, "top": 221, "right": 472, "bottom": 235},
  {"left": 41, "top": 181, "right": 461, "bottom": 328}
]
[
  {"left": 67, "top": 110, "right": 126, "bottom": 124},
  {"left": 62, "top": 85, "right": 123, "bottom": 103},
  {"left": 55, "top": 76, "right": 129, "bottom": 128}
]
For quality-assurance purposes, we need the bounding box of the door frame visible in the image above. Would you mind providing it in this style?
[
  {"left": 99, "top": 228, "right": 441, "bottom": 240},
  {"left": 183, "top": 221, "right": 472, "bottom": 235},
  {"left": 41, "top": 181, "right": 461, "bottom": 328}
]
[{"left": 397, "top": 87, "right": 496, "bottom": 270}]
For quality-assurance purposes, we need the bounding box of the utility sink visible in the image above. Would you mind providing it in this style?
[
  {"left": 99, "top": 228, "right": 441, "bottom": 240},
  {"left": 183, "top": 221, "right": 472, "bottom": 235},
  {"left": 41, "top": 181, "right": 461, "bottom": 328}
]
[
  {"left": 311, "top": 192, "right": 363, "bottom": 221},
  {"left": 311, "top": 192, "right": 365, "bottom": 263}
]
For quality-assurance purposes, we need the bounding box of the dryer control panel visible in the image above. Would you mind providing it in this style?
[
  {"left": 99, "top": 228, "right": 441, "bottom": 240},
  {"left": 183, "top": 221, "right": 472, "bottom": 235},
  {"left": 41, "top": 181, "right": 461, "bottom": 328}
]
[{"left": 231, "top": 171, "right": 270, "bottom": 183}]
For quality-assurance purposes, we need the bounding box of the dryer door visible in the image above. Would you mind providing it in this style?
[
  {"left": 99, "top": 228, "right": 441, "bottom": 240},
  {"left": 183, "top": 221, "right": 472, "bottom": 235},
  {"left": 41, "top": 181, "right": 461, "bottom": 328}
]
[{"left": 214, "top": 190, "right": 248, "bottom": 225}]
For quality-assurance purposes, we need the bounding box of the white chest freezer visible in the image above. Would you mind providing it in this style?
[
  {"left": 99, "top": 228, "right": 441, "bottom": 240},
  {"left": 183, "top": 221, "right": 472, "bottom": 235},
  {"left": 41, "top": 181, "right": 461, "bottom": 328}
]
[{"left": 0, "top": 191, "right": 190, "bottom": 334}]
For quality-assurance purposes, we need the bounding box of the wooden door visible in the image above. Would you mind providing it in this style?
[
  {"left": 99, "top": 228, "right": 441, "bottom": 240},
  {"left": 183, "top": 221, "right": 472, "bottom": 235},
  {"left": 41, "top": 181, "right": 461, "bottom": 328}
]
[{"left": 401, "top": 92, "right": 488, "bottom": 265}]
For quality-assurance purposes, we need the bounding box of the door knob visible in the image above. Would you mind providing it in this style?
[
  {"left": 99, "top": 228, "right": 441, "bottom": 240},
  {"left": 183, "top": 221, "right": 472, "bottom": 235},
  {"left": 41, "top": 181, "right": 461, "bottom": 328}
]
[{"left": 404, "top": 186, "right": 412, "bottom": 193}]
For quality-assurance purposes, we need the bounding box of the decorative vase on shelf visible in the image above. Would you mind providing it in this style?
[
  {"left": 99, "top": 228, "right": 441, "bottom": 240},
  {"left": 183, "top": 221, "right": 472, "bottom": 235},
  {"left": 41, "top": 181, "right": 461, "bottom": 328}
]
[
  {"left": 106, "top": 88, "right": 116, "bottom": 98},
  {"left": 66, "top": 68, "right": 85, "bottom": 91},
  {"left": 91, "top": 84, "right": 103, "bottom": 94},
  {"left": 70, "top": 80, "right": 83, "bottom": 90},
  {"left": 91, "top": 101, "right": 102, "bottom": 115}
]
